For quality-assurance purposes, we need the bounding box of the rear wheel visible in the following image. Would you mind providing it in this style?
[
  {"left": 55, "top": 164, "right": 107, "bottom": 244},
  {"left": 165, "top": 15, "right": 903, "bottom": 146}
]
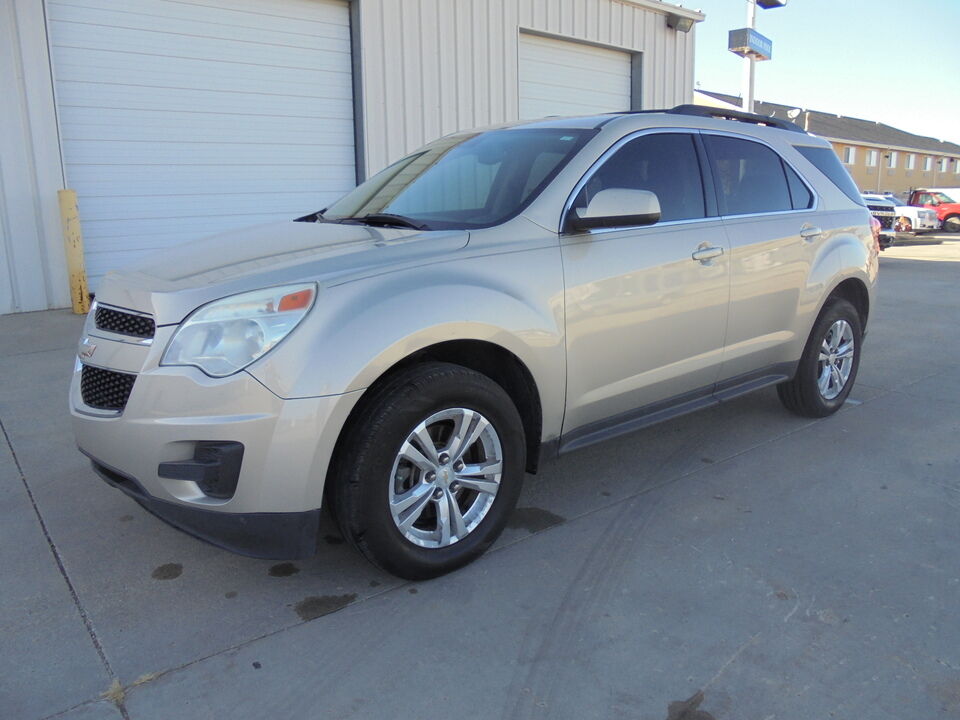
[
  {"left": 331, "top": 362, "right": 525, "bottom": 580},
  {"left": 778, "top": 299, "right": 862, "bottom": 418}
]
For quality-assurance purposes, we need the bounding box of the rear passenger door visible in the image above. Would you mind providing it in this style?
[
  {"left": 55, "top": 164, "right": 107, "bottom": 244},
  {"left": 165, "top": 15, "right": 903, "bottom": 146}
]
[{"left": 702, "top": 133, "right": 818, "bottom": 384}]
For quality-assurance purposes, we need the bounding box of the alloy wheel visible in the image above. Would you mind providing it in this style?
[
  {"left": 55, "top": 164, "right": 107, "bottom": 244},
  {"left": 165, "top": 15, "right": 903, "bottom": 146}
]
[
  {"left": 388, "top": 408, "right": 503, "bottom": 548},
  {"left": 817, "top": 319, "right": 855, "bottom": 400}
]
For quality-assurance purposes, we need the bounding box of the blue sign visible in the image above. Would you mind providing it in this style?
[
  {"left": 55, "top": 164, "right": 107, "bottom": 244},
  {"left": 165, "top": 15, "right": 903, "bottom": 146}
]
[{"left": 728, "top": 28, "right": 773, "bottom": 61}]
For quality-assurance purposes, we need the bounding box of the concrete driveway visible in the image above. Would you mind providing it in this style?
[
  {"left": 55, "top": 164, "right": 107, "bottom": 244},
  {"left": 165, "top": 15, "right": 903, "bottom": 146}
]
[{"left": 2, "top": 238, "right": 958, "bottom": 719}]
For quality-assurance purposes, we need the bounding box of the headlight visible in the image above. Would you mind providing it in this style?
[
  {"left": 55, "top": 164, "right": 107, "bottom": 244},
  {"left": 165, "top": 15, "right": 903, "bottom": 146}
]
[{"left": 162, "top": 283, "right": 316, "bottom": 377}]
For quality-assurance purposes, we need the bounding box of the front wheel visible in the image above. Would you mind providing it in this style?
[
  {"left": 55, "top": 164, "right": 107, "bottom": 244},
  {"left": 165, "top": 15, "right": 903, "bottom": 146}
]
[
  {"left": 331, "top": 362, "right": 525, "bottom": 580},
  {"left": 943, "top": 215, "right": 960, "bottom": 233},
  {"left": 778, "top": 298, "right": 862, "bottom": 418}
]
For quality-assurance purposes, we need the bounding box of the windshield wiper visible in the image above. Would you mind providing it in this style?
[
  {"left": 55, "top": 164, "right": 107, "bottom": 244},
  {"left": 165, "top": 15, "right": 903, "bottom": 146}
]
[
  {"left": 294, "top": 209, "right": 327, "bottom": 223},
  {"left": 352, "top": 213, "right": 430, "bottom": 231}
]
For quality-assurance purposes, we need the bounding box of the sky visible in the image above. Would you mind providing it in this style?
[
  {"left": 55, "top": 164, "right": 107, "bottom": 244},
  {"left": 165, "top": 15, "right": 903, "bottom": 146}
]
[{"left": 689, "top": 0, "right": 960, "bottom": 144}]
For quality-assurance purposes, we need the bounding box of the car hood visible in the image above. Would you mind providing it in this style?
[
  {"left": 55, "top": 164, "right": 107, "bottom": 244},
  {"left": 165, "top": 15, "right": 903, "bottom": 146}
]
[{"left": 93, "top": 220, "right": 470, "bottom": 324}]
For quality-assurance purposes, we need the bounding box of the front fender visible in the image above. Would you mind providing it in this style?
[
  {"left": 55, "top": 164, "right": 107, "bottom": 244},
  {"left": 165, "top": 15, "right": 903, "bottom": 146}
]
[{"left": 247, "top": 245, "right": 567, "bottom": 439}]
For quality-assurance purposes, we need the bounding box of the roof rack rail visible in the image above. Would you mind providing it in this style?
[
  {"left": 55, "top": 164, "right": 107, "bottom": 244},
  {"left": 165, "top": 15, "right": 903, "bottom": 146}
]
[{"left": 664, "top": 104, "right": 806, "bottom": 134}]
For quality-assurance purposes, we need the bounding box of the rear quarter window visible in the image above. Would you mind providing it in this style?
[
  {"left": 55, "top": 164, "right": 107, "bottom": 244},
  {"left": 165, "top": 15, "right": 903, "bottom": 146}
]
[{"left": 794, "top": 145, "right": 866, "bottom": 206}]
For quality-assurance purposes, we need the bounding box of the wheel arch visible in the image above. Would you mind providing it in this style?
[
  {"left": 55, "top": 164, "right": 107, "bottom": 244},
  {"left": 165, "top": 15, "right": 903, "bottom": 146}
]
[
  {"left": 329, "top": 340, "right": 545, "bottom": 484},
  {"left": 825, "top": 277, "right": 870, "bottom": 331}
]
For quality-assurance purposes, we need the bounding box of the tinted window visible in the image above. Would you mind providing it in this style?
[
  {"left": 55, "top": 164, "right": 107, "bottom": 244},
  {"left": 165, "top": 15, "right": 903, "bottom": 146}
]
[
  {"left": 784, "top": 162, "right": 813, "bottom": 209},
  {"left": 794, "top": 145, "right": 866, "bottom": 206},
  {"left": 705, "top": 135, "right": 792, "bottom": 216},
  {"left": 573, "top": 133, "right": 706, "bottom": 222},
  {"left": 324, "top": 128, "right": 593, "bottom": 230}
]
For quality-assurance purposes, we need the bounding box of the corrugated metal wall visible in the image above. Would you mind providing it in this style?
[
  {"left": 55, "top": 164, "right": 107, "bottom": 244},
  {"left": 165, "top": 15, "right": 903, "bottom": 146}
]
[
  {"left": 0, "top": 0, "right": 69, "bottom": 314},
  {"left": 354, "top": 0, "right": 697, "bottom": 176}
]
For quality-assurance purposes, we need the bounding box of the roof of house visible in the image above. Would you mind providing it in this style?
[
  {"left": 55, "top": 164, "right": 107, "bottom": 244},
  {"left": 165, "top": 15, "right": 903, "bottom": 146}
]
[{"left": 697, "top": 90, "right": 960, "bottom": 156}]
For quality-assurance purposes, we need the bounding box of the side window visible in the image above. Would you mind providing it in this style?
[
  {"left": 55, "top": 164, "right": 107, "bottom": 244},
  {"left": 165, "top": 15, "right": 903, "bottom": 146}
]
[
  {"left": 783, "top": 162, "right": 813, "bottom": 210},
  {"left": 574, "top": 133, "right": 706, "bottom": 223},
  {"left": 705, "top": 135, "right": 793, "bottom": 216}
]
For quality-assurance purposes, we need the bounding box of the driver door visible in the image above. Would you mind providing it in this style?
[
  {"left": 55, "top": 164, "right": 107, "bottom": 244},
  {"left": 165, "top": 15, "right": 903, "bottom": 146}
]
[{"left": 560, "top": 131, "right": 730, "bottom": 445}]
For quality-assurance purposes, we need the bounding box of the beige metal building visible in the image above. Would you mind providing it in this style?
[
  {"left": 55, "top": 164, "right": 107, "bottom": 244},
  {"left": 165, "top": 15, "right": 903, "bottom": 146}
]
[
  {"left": 696, "top": 90, "right": 960, "bottom": 195},
  {"left": 0, "top": 0, "right": 702, "bottom": 315}
]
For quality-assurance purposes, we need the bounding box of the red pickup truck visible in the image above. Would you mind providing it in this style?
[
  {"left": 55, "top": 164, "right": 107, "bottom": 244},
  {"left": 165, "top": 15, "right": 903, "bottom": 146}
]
[{"left": 907, "top": 189, "right": 960, "bottom": 232}]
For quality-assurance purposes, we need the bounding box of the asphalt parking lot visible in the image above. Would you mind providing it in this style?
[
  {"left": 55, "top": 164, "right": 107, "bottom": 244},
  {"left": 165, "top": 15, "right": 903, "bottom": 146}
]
[{"left": 2, "top": 236, "right": 959, "bottom": 720}]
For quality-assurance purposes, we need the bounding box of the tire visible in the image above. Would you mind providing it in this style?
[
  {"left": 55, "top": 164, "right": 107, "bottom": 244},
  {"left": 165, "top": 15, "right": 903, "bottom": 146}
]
[
  {"left": 943, "top": 215, "right": 960, "bottom": 233},
  {"left": 331, "top": 362, "right": 525, "bottom": 580},
  {"left": 777, "top": 298, "right": 862, "bottom": 418}
]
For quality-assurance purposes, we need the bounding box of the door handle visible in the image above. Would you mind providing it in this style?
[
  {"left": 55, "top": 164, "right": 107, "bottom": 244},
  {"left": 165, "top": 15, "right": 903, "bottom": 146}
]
[
  {"left": 800, "top": 225, "right": 823, "bottom": 241},
  {"left": 692, "top": 245, "right": 724, "bottom": 263}
]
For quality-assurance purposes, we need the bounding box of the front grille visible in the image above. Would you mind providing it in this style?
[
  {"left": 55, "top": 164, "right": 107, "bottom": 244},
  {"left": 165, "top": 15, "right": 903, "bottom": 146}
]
[
  {"left": 95, "top": 306, "right": 155, "bottom": 339},
  {"left": 867, "top": 206, "right": 895, "bottom": 229},
  {"left": 81, "top": 365, "right": 136, "bottom": 411}
]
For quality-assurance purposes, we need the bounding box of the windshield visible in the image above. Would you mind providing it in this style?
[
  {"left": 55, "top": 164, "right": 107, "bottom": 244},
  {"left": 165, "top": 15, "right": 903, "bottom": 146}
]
[
  {"left": 933, "top": 192, "right": 956, "bottom": 203},
  {"left": 323, "top": 127, "right": 595, "bottom": 230}
]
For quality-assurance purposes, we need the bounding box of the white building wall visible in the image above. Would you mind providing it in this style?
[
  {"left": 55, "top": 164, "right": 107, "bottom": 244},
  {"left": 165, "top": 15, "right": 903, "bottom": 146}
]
[
  {"left": 0, "top": 0, "right": 699, "bottom": 314},
  {"left": 0, "top": 0, "right": 70, "bottom": 314},
  {"left": 354, "top": 0, "right": 699, "bottom": 176}
]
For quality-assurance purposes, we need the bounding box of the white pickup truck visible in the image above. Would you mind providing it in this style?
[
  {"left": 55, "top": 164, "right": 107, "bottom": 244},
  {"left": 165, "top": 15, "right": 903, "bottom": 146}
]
[
  {"left": 864, "top": 193, "right": 939, "bottom": 234},
  {"left": 861, "top": 194, "right": 897, "bottom": 249}
]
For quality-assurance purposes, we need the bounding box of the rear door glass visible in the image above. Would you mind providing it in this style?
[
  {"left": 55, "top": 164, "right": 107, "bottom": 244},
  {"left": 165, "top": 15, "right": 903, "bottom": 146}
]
[
  {"left": 704, "top": 135, "right": 793, "bottom": 216},
  {"left": 784, "top": 162, "right": 813, "bottom": 210}
]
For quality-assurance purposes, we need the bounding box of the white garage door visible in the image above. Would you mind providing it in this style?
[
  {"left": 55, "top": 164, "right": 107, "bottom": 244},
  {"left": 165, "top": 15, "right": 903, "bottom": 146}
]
[
  {"left": 48, "top": 0, "right": 355, "bottom": 288},
  {"left": 519, "top": 33, "right": 632, "bottom": 120}
]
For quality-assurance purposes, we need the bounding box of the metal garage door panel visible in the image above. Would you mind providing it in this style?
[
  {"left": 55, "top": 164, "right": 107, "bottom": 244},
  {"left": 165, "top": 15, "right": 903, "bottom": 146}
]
[
  {"left": 519, "top": 33, "right": 632, "bottom": 120},
  {"left": 48, "top": 0, "right": 355, "bottom": 287}
]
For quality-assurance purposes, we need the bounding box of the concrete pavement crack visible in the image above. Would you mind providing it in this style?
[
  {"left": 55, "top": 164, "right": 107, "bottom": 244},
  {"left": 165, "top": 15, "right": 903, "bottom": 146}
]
[{"left": 0, "top": 416, "right": 131, "bottom": 720}]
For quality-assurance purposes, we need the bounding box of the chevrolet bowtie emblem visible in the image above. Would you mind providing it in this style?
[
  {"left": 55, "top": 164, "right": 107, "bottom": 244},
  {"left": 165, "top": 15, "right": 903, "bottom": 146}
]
[{"left": 79, "top": 339, "right": 97, "bottom": 359}]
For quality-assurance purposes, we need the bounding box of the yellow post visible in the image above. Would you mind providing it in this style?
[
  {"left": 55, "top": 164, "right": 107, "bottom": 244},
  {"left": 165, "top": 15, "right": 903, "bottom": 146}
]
[{"left": 58, "top": 189, "right": 90, "bottom": 314}]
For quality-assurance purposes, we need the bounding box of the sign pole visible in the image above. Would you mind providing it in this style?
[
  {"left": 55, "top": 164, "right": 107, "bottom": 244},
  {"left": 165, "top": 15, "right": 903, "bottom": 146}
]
[{"left": 742, "top": 0, "right": 757, "bottom": 113}]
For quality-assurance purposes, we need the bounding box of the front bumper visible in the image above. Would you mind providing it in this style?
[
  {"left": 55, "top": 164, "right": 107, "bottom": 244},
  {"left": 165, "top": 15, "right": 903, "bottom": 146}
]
[
  {"left": 70, "top": 319, "right": 364, "bottom": 557},
  {"left": 87, "top": 453, "right": 321, "bottom": 559}
]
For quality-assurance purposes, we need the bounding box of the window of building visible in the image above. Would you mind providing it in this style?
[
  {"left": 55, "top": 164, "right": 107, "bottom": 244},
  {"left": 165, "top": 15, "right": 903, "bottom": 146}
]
[
  {"left": 923, "top": 156, "right": 932, "bottom": 171},
  {"left": 955, "top": 160, "right": 960, "bottom": 175},
  {"left": 906, "top": 154, "right": 916, "bottom": 170},
  {"left": 704, "top": 135, "right": 793, "bottom": 216},
  {"left": 866, "top": 150, "right": 878, "bottom": 167},
  {"left": 887, "top": 151, "right": 897, "bottom": 169},
  {"left": 574, "top": 133, "right": 706, "bottom": 223},
  {"left": 940, "top": 158, "right": 950, "bottom": 172},
  {"left": 842, "top": 146, "right": 856, "bottom": 164}
]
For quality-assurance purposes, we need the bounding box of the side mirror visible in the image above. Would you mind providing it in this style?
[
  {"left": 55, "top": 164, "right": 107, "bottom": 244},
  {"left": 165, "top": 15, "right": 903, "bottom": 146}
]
[{"left": 566, "top": 188, "right": 661, "bottom": 233}]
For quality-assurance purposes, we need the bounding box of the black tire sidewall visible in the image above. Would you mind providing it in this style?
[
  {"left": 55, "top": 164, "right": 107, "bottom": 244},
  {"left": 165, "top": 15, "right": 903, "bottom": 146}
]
[
  {"left": 798, "top": 299, "right": 862, "bottom": 415},
  {"left": 339, "top": 364, "right": 525, "bottom": 580}
]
